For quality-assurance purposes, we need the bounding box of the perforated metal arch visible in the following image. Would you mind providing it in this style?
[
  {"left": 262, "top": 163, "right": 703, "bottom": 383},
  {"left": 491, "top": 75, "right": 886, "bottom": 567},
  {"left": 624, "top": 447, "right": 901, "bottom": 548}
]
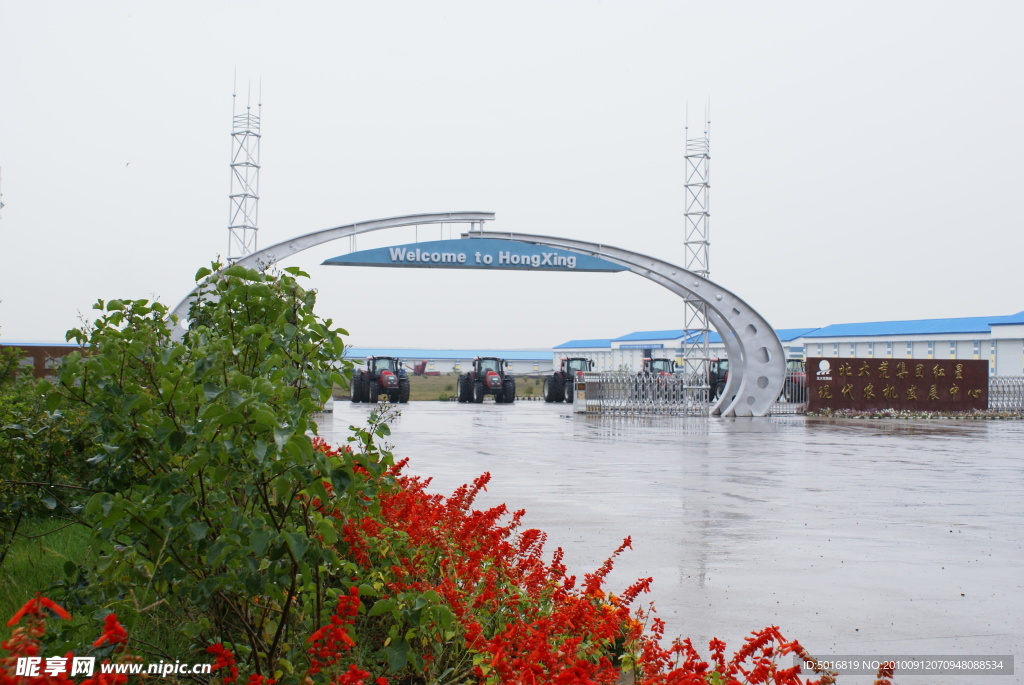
[{"left": 468, "top": 231, "right": 785, "bottom": 417}]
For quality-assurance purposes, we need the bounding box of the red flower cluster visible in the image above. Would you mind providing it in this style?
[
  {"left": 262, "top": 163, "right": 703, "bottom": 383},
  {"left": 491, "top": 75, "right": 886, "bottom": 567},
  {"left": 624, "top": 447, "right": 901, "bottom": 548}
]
[
  {"left": 334, "top": 664, "right": 387, "bottom": 685},
  {"left": 307, "top": 588, "right": 360, "bottom": 675},
  {"left": 207, "top": 643, "right": 239, "bottom": 684},
  {"left": 6, "top": 597, "right": 71, "bottom": 629},
  {"left": 1, "top": 598, "right": 133, "bottom": 685},
  {"left": 90, "top": 616, "right": 127, "bottom": 649}
]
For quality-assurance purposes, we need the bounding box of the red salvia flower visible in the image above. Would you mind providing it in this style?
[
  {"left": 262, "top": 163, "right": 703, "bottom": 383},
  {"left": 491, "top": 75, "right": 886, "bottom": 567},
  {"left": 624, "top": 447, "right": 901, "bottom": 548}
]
[
  {"left": 6, "top": 596, "right": 71, "bottom": 627},
  {"left": 206, "top": 643, "right": 239, "bottom": 684},
  {"left": 91, "top": 614, "right": 128, "bottom": 648}
]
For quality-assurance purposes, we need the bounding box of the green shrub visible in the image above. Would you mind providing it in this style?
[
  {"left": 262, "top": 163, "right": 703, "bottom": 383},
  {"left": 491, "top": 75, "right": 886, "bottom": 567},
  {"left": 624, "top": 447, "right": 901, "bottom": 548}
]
[
  {"left": 0, "top": 348, "right": 92, "bottom": 570},
  {"left": 38, "top": 263, "right": 367, "bottom": 680}
]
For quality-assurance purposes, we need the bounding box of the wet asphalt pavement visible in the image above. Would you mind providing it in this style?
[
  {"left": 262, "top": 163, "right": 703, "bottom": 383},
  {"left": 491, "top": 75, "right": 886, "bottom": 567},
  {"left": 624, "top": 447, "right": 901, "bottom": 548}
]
[{"left": 318, "top": 401, "right": 1023, "bottom": 684}]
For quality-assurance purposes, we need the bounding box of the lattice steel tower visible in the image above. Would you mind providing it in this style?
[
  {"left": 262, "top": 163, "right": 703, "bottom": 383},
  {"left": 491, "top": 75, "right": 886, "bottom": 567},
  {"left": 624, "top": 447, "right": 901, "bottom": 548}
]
[
  {"left": 680, "top": 108, "right": 711, "bottom": 397},
  {"left": 227, "top": 82, "right": 262, "bottom": 261}
]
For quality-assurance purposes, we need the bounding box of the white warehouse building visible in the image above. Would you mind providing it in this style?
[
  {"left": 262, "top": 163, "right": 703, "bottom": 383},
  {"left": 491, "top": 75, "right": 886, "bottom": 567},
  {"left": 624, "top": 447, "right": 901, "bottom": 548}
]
[
  {"left": 553, "top": 310, "right": 1024, "bottom": 376},
  {"left": 552, "top": 328, "right": 813, "bottom": 372}
]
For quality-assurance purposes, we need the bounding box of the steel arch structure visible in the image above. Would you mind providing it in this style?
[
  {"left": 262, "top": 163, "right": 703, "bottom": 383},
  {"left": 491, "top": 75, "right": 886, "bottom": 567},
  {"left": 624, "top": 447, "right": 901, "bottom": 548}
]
[
  {"left": 169, "top": 211, "right": 495, "bottom": 326},
  {"left": 170, "top": 211, "right": 785, "bottom": 416},
  {"left": 467, "top": 231, "right": 785, "bottom": 417}
]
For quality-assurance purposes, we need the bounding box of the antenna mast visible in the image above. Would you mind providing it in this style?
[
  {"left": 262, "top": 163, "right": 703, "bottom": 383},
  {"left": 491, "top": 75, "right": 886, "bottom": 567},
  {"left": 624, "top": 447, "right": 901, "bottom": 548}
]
[
  {"left": 680, "top": 103, "right": 712, "bottom": 401},
  {"left": 227, "top": 77, "right": 262, "bottom": 261}
]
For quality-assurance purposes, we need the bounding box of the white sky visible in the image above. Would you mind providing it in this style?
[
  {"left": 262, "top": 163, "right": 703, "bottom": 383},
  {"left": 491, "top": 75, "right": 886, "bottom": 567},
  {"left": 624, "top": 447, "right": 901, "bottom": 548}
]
[{"left": 2, "top": 1, "right": 1022, "bottom": 349}]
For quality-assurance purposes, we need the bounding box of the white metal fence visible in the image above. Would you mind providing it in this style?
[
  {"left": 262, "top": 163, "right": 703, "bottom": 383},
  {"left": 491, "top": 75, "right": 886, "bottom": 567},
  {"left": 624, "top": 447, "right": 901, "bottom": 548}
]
[
  {"left": 988, "top": 375, "right": 1024, "bottom": 411},
  {"left": 577, "top": 372, "right": 712, "bottom": 415},
  {"left": 576, "top": 373, "right": 1024, "bottom": 415}
]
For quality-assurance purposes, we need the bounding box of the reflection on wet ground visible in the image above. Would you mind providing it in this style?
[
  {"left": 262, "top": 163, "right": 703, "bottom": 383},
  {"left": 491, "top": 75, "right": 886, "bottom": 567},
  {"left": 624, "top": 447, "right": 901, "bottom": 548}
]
[{"left": 319, "top": 403, "right": 1023, "bottom": 684}]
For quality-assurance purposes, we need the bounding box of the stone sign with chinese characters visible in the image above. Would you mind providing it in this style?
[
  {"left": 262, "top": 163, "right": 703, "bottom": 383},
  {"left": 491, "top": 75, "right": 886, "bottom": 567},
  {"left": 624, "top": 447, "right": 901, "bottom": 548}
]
[{"left": 806, "top": 357, "right": 988, "bottom": 412}]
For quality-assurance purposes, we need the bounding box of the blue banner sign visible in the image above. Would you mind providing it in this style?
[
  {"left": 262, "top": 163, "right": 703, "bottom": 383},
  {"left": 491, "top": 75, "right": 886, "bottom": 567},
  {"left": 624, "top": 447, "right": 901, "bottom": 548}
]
[{"left": 322, "top": 238, "right": 625, "bottom": 273}]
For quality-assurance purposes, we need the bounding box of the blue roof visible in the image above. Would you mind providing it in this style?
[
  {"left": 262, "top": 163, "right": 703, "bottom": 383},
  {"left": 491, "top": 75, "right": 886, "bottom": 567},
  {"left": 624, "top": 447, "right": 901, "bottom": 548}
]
[
  {"left": 553, "top": 338, "right": 613, "bottom": 350},
  {"left": 557, "top": 327, "right": 819, "bottom": 349},
  {"left": 612, "top": 329, "right": 685, "bottom": 342},
  {"left": 802, "top": 315, "right": 1013, "bottom": 338},
  {"left": 344, "top": 347, "right": 548, "bottom": 362},
  {"left": 775, "top": 327, "right": 821, "bottom": 341},
  {"left": 0, "top": 341, "right": 81, "bottom": 347},
  {"left": 992, "top": 310, "right": 1024, "bottom": 325}
]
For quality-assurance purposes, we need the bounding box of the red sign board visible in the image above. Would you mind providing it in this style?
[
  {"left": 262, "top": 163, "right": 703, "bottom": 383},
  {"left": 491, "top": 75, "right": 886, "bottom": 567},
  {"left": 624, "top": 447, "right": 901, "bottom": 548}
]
[{"left": 805, "top": 357, "right": 988, "bottom": 412}]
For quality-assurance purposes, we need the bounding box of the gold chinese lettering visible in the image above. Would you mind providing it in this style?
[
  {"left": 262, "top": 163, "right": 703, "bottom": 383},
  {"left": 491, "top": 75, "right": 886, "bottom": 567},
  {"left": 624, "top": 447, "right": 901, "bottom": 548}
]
[
  {"left": 882, "top": 385, "right": 898, "bottom": 400},
  {"left": 932, "top": 365, "right": 946, "bottom": 378},
  {"left": 949, "top": 384, "right": 960, "bottom": 396},
  {"left": 954, "top": 363, "right": 963, "bottom": 379},
  {"left": 841, "top": 384, "right": 855, "bottom": 400},
  {"left": 928, "top": 385, "right": 940, "bottom": 400},
  {"left": 858, "top": 361, "right": 872, "bottom": 377},
  {"left": 915, "top": 363, "right": 925, "bottom": 378},
  {"left": 877, "top": 361, "right": 890, "bottom": 378},
  {"left": 894, "top": 362, "right": 908, "bottom": 379},
  {"left": 838, "top": 362, "right": 852, "bottom": 376},
  {"left": 905, "top": 385, "right": 918, "bottom": 401},
  {"left": 967, "top": 389, "right": 982, "bottom": 399},
  {"left": 818, "top": 386, "right": 833, "bottom": 399},
  {"left": 863, "top": 384, "right": 876, "bottom": 401}
]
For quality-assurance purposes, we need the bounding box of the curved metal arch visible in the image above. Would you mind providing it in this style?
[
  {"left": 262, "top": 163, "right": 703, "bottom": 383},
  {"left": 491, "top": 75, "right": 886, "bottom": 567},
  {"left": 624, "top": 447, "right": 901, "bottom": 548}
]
[
  {"left": 169, "top": 211, "right": 495, "bottom": 325},
  {"left": 468, "top": 231, "right": 786, "bottom": 417},
  {"left": 169, "top": 211, "right": 784, "bottom": 416}
]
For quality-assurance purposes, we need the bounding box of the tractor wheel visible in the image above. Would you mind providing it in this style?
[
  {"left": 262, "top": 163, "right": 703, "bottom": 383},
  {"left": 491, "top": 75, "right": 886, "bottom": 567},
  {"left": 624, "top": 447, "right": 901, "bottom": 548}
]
[
  {"left": 368, "top": 381, "right": 380, "bottom": 404},
  {"left": 553, "top": 376, "right": 566, "bottom": 403},
  {"left": 457, "top": 374, "right": 471, "bottom": 403},
  {"left": 564, "top": 379, "right": 574, "bottom": 404},
  {"left": 502, "top": 377, "right": 516, "bottom": 404},
  {"left": 350, "top": 373, "right": 363, "bottom": 403},
  {"left": 387, "top": 388, "right": 400, "bottom": 403},
  {"left": 473, "top": 380, "right": 485, "bottom": 403},
  {"left": 713, "top": 383, "right": 725, "bottom": 401},
  {"left": 542, "top": 377, "right": 555, "bottom": 402},
  {"left": 398, "top": 378, "right": 410, "bottom": 404}
]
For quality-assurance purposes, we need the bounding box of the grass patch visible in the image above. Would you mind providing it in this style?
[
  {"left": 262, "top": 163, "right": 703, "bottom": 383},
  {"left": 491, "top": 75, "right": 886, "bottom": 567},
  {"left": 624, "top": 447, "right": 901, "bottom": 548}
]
[
  {"left": 1, "top": 518, "right": 195, "bottom": 662},
  {"left": 0, "top": 518, "right": 85, "bottom": 619}
]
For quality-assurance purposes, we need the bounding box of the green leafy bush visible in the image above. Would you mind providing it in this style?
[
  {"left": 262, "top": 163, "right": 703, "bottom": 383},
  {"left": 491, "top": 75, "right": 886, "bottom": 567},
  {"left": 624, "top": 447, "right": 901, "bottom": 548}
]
[
  {"left": 0, "top": 348, "right": 92, "bottom": 569},
  {"left": 39, "top": 263, "right": 361, "bottom": 679}
]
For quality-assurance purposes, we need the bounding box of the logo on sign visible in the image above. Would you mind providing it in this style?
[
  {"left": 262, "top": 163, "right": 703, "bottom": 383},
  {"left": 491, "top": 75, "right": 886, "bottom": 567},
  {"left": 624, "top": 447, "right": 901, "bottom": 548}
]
[{"left": 816, "top": 359, "right": 832, "bottom": 381}]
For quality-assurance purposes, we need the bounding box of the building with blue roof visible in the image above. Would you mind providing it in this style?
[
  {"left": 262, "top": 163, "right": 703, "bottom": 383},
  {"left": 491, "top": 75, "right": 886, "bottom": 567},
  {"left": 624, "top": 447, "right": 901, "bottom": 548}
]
[
  {"left": 552, "top": 328, "right": 817, "bottom": 372},
  {"left": 553, "top": 311, "right": 1024, "bottom": 375},
  {"left": 800, "top": 311, "right": 1024, "bottom": 375}
]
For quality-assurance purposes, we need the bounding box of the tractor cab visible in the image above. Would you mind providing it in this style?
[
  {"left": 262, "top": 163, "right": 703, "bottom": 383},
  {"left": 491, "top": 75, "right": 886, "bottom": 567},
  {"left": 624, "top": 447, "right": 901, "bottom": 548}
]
[
  {"left": 475, "top": 357, "right": 504, "bottom": 374},
  {"left": 562, "top": 357, "right": 594, "bottom": 375},
  {"left": 369, "top": 356, "right": 399, "bottom": 374},
  {"left": 642, "top": 358, "right": 676, "bottom": 375}
]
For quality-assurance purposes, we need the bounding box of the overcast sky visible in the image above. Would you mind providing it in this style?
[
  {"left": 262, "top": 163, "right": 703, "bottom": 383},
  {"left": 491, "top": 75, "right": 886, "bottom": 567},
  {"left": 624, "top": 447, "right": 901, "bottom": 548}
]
[{"left": 2, "top": 1, "right": 1022, "bottom": 350}]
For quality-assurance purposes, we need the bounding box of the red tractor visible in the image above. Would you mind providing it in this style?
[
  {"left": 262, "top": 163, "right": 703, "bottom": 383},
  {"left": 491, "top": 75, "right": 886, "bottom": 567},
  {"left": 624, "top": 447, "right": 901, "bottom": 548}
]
[
  {"left": 544, "top": 357, "right": 594, "bottom": 403},
  {"left": 643, "top": 357, "right": 731, "bottom": 401},
  {"left": 456, "top": 357, "right": 516, "bottom": 404},
  {"left": 637, "top": 357, "right": 680, "bottom": 401},
  {"left": 350, "top": 356, "right": 410, "bottom": 404}
]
